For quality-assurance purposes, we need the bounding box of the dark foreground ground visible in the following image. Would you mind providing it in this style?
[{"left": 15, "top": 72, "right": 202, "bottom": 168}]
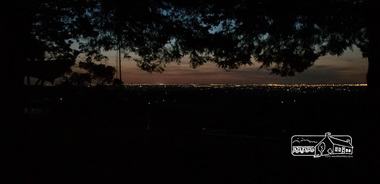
[{"left": 4, "top": 85, "right": 380, "bottom": 183}]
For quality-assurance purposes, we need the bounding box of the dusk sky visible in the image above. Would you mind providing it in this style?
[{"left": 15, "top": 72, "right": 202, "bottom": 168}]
[
  {"left": 98, "top": 46, "right": 368, "bottom": 85},
  {"left": 30, "top": 46, "right": 367, "bottom": 85}
]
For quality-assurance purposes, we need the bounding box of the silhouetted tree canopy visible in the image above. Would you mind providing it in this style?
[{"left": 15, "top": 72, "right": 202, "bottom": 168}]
[
  {"left": 63, "top": 72, "right": 92, "bottom": 87},
  {"left": 2, "top": 0, "right": 380, "bottom": 92},
  {"left": 78, "top": 61, "right": 116, "bottom": 85},
  {"left": 61, "top": 0, "right": 369, "bottom": 76},
  {"left": 25, "top": 50, "right": 80, "bottom": 85}
]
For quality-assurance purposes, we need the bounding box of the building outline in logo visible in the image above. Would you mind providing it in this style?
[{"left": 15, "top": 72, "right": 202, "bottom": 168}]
[{"left": 291, "top": 132, "right": 353, "bottom": 158}]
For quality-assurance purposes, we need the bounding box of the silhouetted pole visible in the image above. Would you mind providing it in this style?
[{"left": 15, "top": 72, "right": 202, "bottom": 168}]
[
  {"left": 367, "top": 0, "right": 380, "bottom": 98},
  {"left": 115, "top": 50, "right": 119, "bottom": 79},
  {"left": 118, "top": 42, "right": 122, "bottom": 82}
]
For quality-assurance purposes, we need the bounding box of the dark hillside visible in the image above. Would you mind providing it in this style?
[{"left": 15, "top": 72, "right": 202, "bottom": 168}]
[{"left": 5, "top": 85, "right": 375, "bottom": 183}]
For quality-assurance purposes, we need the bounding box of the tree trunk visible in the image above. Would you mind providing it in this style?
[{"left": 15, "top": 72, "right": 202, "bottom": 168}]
[
  {"left": 0, "top": 1, "right": 37, "bottom": 119},
  {"left": 367, "top": 0, "right": 380, "bottom": 98},
  {"left": 366, "top": 61, "right": 380, "bottom": 97},
  {"left": 360, "top": 2, "right": 380, "bottom": 182},
  {"left": 367, "top": 27, "right": 380, "bottom": 98}
]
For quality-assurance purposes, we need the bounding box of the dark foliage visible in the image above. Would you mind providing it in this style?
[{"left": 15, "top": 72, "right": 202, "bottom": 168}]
[
  {"left": 1, "top": 0, "right": 374, "bottom": 86},
  {"left": 40, "top": 0, "right": 368, "bottom": 76},
  {"left": 64, "top": 61, "right": 116, "bottom": 86}
]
